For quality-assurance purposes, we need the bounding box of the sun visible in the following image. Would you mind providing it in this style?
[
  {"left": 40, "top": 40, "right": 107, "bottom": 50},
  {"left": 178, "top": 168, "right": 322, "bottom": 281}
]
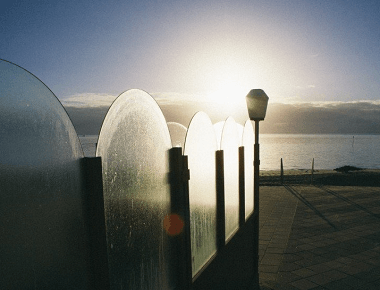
[
  {"left": 207, "top": 82, "right": 247, "bottom": 104},
  {"left": 204, "top": 75, "right": 252, "bottom": 115},
  {"left": 190, "top": 44, "right": 262, "bottom": 110},
  {"left": 200, "top": 60, "right": 256, "bottom": 108}
]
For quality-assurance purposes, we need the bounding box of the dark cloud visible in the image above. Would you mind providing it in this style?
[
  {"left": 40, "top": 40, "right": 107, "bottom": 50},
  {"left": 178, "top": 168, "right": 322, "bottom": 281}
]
[
  {"left": 64, "top": 101, "right": 380, "bottom": 135},
  {"left": 64, "top": 95, "right": 249, "bottom": 135},
  {"left": 261, "top": 102, "right": 380, "bottom": 134},
  {"left": 65, "top": 106, "right": 109, "bottom": 135},
  {"left": 158, "top": 99, "right": 248, "bottom": 128}
]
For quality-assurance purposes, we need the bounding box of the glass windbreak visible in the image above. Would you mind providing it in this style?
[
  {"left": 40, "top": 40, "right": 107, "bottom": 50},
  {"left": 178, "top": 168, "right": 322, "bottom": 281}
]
[
  {"left": 243, "top": 120, "right": 254, "bottom": 218},
  {"left": 184, "top": 112, "right": 217, "bottom": 276},
  {"left": 220, "top": 117, "right": 240, "bottom": 240},
  {"left": 96, "top": 89, "right": 173, "bottom": 290},
  {"left": 237, "top": 123, "right": 244, "bottom": 146},
  {"left": 167, "top": 121, "right": 187, "bottom": 148},
  {"left": 0, "top": 60, "right": 87, "bottom": 289},
  {"left": 213, "top": 121, "right": 224, "bottom": 150}
]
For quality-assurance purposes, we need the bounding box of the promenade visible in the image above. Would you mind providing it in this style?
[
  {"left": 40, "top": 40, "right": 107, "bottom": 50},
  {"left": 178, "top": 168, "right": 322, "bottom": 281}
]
[{"left": 259, "top": 185, "right": 380, "bottom": 290}]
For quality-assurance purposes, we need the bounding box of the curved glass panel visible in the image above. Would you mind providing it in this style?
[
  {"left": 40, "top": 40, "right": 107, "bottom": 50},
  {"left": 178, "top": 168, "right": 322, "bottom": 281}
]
[
  {"left": 243, "top": 120, "right": 254, "bottom": 218},
  {"left": 220, "top": 117, "right": 240, "bottom": 240},
  {"left": 237, "top": 123, "right": 244, "bottom": 147},
  {"left": 184, "top": 112, "right": 217, "bottom": 276},
  {"left": 167, "top": 121, "right": 187, "bottom": 148},
  {"left": 96, "top": 89, "right": 173, "bottom": 290},
  {"left": 0, "top": 60, "right": 87, "bottom": 289},
  {"left": 213, "top": 121, "right": 224, "bottom": 150}
]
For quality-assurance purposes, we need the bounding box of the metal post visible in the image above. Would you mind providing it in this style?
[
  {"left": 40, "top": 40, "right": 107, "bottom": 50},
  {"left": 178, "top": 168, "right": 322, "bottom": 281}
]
[
  {"left": 246, "top": 88, "right": 268, "bottom": 289},
  {"left": 216, "top": 150, "right": 226, "bottom": 250},
  {"left": 253, "top": 120, "right": 260, "bottom": 288},
  {"left": 169, "top": 148, "right": 192, "bottom": 289},
  {"left": 281, "top": 158, "right": 284, "bottom": 184},
  {"left": 311, "top": 158, "right": 314, "bottom": 185},
  {"left": 239, "top": 146, "right": 245, "bottom": 228},
  {"left": 80, "top": 157, "right": 110, "bottom": 290}
]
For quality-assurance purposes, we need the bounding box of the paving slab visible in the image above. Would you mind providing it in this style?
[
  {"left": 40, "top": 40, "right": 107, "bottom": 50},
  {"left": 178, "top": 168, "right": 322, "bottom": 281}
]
[{"left": 259, "top": 185, "right": 380, "bottom": 290}]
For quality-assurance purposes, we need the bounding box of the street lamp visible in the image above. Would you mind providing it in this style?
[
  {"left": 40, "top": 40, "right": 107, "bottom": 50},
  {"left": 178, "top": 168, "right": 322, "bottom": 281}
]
[
  {"left": 246, "top": 89, "right": 269, "bottom": 287},
  {"left": 246, "top": 89, "right": 269, "bottom": 121}
]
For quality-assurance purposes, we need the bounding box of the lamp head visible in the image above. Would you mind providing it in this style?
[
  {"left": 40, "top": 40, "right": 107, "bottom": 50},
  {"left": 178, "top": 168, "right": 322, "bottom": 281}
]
[{"left": 246, "top": 89, "right": 269, "bottom": 121}]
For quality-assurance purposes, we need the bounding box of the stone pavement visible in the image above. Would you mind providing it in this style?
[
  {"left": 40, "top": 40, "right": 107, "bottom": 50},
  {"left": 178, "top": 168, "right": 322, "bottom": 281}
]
[{"left": 259, "top": 185, "right": 380, "bottom": 290}]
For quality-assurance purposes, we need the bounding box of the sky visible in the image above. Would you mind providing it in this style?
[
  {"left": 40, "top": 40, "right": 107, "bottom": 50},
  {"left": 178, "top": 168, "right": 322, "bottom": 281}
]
[{"left": 1, "top": 0, "right": 380, "bottom": 134}]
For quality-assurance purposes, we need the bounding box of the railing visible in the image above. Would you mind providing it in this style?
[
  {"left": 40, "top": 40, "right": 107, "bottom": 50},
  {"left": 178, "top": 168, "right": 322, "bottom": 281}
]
[{"left": 0, "top": 59, "right": 259, "bottom": 289}]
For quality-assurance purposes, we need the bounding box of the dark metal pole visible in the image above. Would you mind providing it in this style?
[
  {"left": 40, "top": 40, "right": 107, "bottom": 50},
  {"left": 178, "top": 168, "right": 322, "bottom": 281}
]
[
  {"left": 181, "top": 155, "right": 192, "bottom": 288},
  {"left": 311, "top": 158, "right": 314, "bottom": 185},
  {"left": 253, "top": 120, "right": 260, "bottom": 288},
  {"left": 281, "top": 158, "right": 284, "bottom": 184},
  {"left": 81, "top": 157, "right": 110, "bottom": 290},
  {"left": 239, "top": 146, "right": 245, "bottom": 228},
  {"left": 216, "top": 150, "right": 226, "bottom": 250},
  {"left": 168, "top": 148, "right": 192, "bottom": 289}
]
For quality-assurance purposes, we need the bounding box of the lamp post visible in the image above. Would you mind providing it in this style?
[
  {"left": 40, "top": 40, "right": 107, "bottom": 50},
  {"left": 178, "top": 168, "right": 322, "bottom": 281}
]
[{"left": 246, "top": 89, "right": 269, "bottom": 288}]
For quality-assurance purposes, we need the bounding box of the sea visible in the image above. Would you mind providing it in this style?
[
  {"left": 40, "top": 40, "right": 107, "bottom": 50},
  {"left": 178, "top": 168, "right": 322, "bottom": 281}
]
[
  {"left": 79, "top": 134, "right": 380, "bottom": 171},
  {"left": 260, "top": 134, "right": 380, "bottom": 171}
]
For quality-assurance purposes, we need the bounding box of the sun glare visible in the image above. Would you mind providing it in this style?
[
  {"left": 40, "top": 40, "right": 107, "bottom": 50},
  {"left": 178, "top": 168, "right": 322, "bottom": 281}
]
[
  {"left": 204, "top": 77, "right": 251, "bottom": 115},
  {"left": 207, "top": 82, "right": 247, "bottom": 104},
  {"left": 191, "top": 44, "right": 264, "bottom": 111},
  {"left": 200, "top": 58, "right": 257, "bottom": 109}
]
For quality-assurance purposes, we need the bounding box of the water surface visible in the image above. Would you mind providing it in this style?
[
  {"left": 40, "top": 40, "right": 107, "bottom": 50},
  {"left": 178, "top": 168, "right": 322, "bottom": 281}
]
[{"left": 260, "top": 134, "right": 380, "bottom": 170}]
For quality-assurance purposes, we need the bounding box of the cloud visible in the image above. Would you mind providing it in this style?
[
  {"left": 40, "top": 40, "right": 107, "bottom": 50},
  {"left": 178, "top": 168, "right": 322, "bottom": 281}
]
[
  {"left": 62, "top": 91, "right": 380, "bottom": 135},
  {"left": 261, "top": 100, "right": 380, "bottom": 134},
  {"left": 294, "top": 84, "right": 316, "bottom": 90},
  {"left": 61, "top": 90, "right": 243, "bottom": 109},
  {"left": 61, "top": 93, "right": 117, "bottom": 108},
  {"left": 151, "top": 92, "right": 189, "bottom": 106},
  {"left": 62, "top": 91, "right": 250, "bottom": 134},
  {"left": 65, "top": 106, "right": 109, "bottom": 135},
  {"left": 290, "top": 100, "right": 380, "bottom": 108},
  {"left": 152, "top": 91, "right": 248, "bottom": 127},
  {"left": 60, "top": 91, "right": 207, "bottom": 108},
  {"left": 151, "top": 91, "right": 218, "bottom": 106}
]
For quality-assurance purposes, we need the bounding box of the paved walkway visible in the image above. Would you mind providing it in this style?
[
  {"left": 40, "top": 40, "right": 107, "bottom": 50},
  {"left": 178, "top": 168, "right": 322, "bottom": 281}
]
[{"left": 259, "top": 185, "right": 380, "bottom": 290}]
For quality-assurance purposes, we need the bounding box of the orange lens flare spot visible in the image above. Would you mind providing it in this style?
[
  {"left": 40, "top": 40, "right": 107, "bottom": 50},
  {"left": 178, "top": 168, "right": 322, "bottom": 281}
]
[{"left": 163, "top": 214, "right": 184, "bottom": 236}]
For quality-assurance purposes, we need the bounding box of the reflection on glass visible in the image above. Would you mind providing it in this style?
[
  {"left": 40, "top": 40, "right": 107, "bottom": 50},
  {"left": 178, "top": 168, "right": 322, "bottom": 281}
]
[
  {"left": 184, "top": 112, "right": 217, "bottom": 276},
  {"left": 0, "top": 60, "right": 87, "bottom": 289},
  {"left": 243, "top": 120, "right": 254, "bottom": 218},
  {"left": 220, "top": 117, "right": 240, "bottom": 240},
  {"left": 96, "top": 89, "right": 174, "bottom": 290},
  {"left": 167, "top": 122, "right": 187, "bottom": 148}
]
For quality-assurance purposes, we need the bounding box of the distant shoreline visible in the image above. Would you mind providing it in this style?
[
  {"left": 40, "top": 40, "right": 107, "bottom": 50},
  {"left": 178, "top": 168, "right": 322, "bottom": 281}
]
[{"left": 260, "top": 169, "right": 380, "bottom": 186}]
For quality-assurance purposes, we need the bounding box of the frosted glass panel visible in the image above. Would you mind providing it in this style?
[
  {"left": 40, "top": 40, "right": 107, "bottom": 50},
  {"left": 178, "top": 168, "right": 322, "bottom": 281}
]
[
  {"left": 220, "top": 117, "right": 240, "bottom": 240},
  {"left": 96, "top": 89, "right": 173, "bottom": 290},
  {"left": 213, "top": 121, "right": 224, "bottom": 150},
  {"left": 237, "top": 123, "right": 244, "bottom": 146},
  {"left": 184, "top": 112, "right": 217, "bottom": 276},
  {"left": 243, "top": 120, "right": 254, "bottom": 218},
  {"left": 0, "top": 60, "right": 87, "bottom": 289},
  {"left": 167, "top": 121, "right": 187, "bottom": 148}
]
